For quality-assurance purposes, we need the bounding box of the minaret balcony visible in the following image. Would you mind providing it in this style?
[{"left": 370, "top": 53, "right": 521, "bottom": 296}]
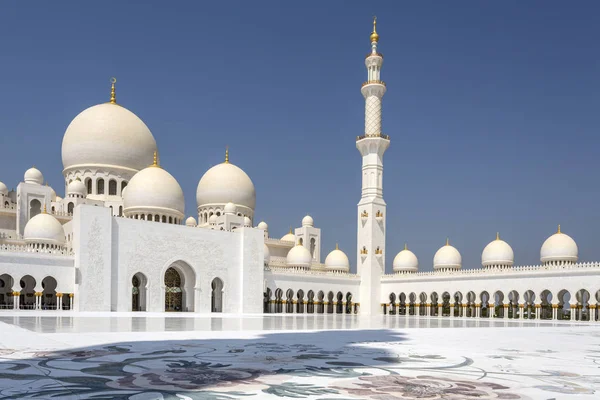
[
  {"left": 356, "top": 133, "right": 390, "bottom": 141},
  {"left": 361, "top": 80, "right": 386, "bottom": 87}
]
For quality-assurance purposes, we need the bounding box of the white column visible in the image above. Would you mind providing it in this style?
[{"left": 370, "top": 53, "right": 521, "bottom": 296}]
[
  {"left": 570, "top": 304, "right": 577, "bottom": 321},
  {"left": 450, "top": 305, "right": 454, "bottom": 318},
  {"left": 438, "top": 305, "right": 443, "bottom": 318},
  {"left": 503, "top": 304, "right": 509, "bottom": 319},
  {"left": 405, "top": 303, "right": 410, "bottom": 319}
]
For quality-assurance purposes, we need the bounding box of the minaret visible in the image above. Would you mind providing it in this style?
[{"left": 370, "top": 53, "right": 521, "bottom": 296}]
[{"left": 357, "top": 17, "right": 390, "bottom": 315}]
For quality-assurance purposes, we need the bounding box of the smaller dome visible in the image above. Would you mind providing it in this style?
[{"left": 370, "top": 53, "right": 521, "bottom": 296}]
[
  {"left": 0, "top": 182, "right": 8, "bottom": 196},
  {"left": 264, "top": 244, "right": 271, "bottom": 265},
  {"left": 48, "top": 185, "right": 57, "bottom": 201},
  {"left": 257, "top": 221, "right": 268, "bottom": 231},
  {"left": 67, "top": 179, "right": 87, "bottom": 198},
  {"left": 540, "top": 225, "right": 578, "bottom": 264},
  {"left": 123, "top": 159, "right": 185, "bottom": 219},
  {"left": 325, "top": 244, "right": 350, "bottom": 272},
  {"left": 24, "top": 212, "right": 65, "bottom": 246},
  {"left": 224, "top": 202, "right": 237, "bottom": 215},
  {"left": 209, "top": 214, "right": 217, "bottom": 224},
  {"left": 185, "top": 216, "right": 197, "bottom": 227},
  {"left": 433, "top": 239, "right": 462, "bottom": 270},
  {"left": 302, "top": 215, "right": 314, "bottom": 227},
  {"left": 55, "top": 195, "right": 63, "bottom": 202},
  {"left": 393, "top": 244, "right": 419, "bottom": 273},
  {"left": 482, "top": 233, "right": 514, "bottom": 267},
  {"left": 24, "top": 167, "right": 43, "bottom": 185},
  {"left": 243, "top": 216, "right": 251, "bottom": 227},
  {"left": 286, "top": 243, "right": 312, "bottom": 268},
  {"left": 281, "top": 228, "right": 295, "bottom": 243}
]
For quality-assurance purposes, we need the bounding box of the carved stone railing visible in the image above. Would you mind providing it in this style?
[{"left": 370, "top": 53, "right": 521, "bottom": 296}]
[
  {"left": 265, "top": 238, "right": 295, "bottom": 246},
  {"left": 265, "top": 265, "right": 359, "bottom": 279},
  {"left": 0, "top": 244, "right": 73, "bottom": 256},
  {"left": 382, "top": 261, "right": 600, "bottom": 280}
]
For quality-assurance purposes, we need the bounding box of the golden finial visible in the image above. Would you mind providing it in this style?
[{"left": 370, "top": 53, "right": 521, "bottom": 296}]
[
  {"left": 370, "top": 16, "right": 379, "bottom": 43},
  {"left": 445, "top": 237, "right": 449, "bottom": 246},
  {"left": 335, "top": 243, "right": 339, "bottom": 250},
  {"left": 404, "top": 242, "right": 408, "bottom": 250},
  {"left": 289, "top": 226, "right": 293, "bottom": 234},
  {"left": 109, "top": 77, "right": 117, "bottom": 104},
  {"left": 496, "top": 232, "right": 500, "bottom": 241},
  {"left": 557, "top": 224, "right": 561, "bottom": 234},
  {"left": 42, "top": 204, "right": 47, "bottom": 214},
  {"left": 151, "top": 151, "right": 160, "bottom": 167},
  {"left": 225, "top": 146, "right": 229, "bottom": 163}
]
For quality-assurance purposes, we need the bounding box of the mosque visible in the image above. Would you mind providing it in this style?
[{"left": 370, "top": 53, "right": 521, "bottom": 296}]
[{"left": 1, "top": 20, "right": 599, "bottom": 321}]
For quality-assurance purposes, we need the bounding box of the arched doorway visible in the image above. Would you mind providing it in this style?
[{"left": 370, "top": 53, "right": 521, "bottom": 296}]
[
  {"left": 0, "top": 274, "right": 14, "bottom": 309},
  {"left": 30, "top": 199, "right": 41, "bottom": 219},
  {"left": 41, "top": 276, "right": 57, "bottom": 310},
  {"left": 164, "top": 267, "right": 182, "bottom": 312},
  {"left": 132, "top": 273, "right": 147, "bottom": 311},
  {"left": 20, "top": 275, "right": 36, "bottom": 310},
  {"left": 211, "top": 278, "right": 224, "bottom": 312}
]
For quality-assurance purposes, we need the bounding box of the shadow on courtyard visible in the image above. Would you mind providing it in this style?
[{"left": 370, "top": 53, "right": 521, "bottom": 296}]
[{"left": 0, "top": 327, "right": 410, "bottom": 399}]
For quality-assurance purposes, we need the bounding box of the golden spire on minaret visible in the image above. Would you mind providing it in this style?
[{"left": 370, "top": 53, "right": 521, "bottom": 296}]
[
  {"left": 370, "top": 16, "right": 379, "bottom": 43},
  {"left": 109, "top": 77, "right": 117, "bottom": 104},
  {"left": 557, "top": 224, "right": 561, "bottom": 234},
  {"left": 225, "top": 146, "right": 229, "bottom": 163}
]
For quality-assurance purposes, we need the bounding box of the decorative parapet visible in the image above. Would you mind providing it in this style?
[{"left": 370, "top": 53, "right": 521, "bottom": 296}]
[
  {"left": 265, "top": 238, "right": 295, "bottom": 246},
  {"left": 356, "top": 133, "right": 390, "bottom": 141},
  {"left": 0, "top": 243, "right": 73, "bottom": 256},
  {"left": 381, "top": 261, "right": 600, "bottom": 280},
  {"left": 265, "top": 265, "right": 359, "bottom": 279},
  {"left": 361, "top": 80, "right": 386, "bottom": 87}
]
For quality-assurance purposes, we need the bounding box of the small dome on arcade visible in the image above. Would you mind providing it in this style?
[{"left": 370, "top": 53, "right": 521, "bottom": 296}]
[
  {"left": 209, "top": 214, "right": 218, "bottom": 225},
  {"left": 24, "top": 207, "right": 65, "bottom": 246},
  {"left": 24, "top": 167, "right": 43, "bottom": 185},
  {"left": 482, "top": 233, "right": 514, "bottom": 267},
  {"left": 325, "top": 244, "right": 350, "bottom": 272},
  {"left": 0, "top": 181, "right": 8, "bottom": 196},
  {"left": 257, "top": 221, "right": 268, "bottom": 231},
  {"left": 224, "top": 202, "right": 237, "bottom": 215},
  {"left": 392, "top": 244, "right": 419, "bottom": 273},
  {"left": 540, "top": 225, "right": 578, "bottom": 265},
  {"left": 302, "top": 215, "right": 314, "bottom": 227},
  {"left": 67, "top": 179, "right": 87, "bottom": 198},
  {"left": 185, "top": 216, "right": 197, "bottom": 227},
  {"left": 286, "top": 242, "right": 312, "bottom": 268},
  {"left": 243, "top": 216, "right": 252, "bottom": 227},
  {"left": 433, "top": 238, "right": 462, "bottom": 270}
]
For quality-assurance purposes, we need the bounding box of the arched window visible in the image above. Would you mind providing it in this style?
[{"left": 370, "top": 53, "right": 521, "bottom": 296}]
[
  {"left": 168, "top": 216, "right": 173, "bottom": 223},
  {"left": 162, "top": 215, "right": 166, "bottom": 223},
  {"left": 51, "top": 206, "right": 55, "bottom": 213},
  {"left": 67, "top": 202, "right": 74, "bottom": 214},
  {"left": 109, "top": 205, "right": 113, "bottom": 215},
  {"left": 216, "top": 211, "right": 221, "bottom": 216},
  {"left": 140, "top": 214, "right": 145, "bottom": 220},
  {"left": 85, "top": 178, "right": 92, "bottom": 194},
  {"left": 154, "top": 215, "right": 159, "bottom": 222},
  {"left": 121, "top": 181, "right": 127, "bottom": 193},
  {"left": 108, "top": 180, "right": 117, "bottom": 195},
  {"left": 310, "top": 238, "right": 316, "bottom": 258},
  {"left": 119, "top": 206, "right": 123, "bottom": 216},
  {"left": 97, "top": 179, "right": 105, "bottom": 195},
  {"left": 29, "top": 199, "right": 41, "bottom": 218},
  {"left": 148, "top": 214, "right": 153, "bottom": 221}
]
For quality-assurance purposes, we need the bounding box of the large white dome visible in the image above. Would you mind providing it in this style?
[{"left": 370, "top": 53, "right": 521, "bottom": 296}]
[
  {"left": 62, "top": 103, "right": 157, "bottom": 172},
  {"left": 196, "top": 161, "right": 255, "bottom": 211},
  {"left": 123, "top": 163, "right": 184, "bottom": 219},
  {"left": 482, "top": 233, "right": 514, "bottom": 267},
  {"left": 24, "top": 212, "right": 65, "bottom": 246},
  {"left": 540, "top": 226, "right": 578, "bottom": 264},
  {"left": 433, "top": 240, "right": 462, "bottom": 270},
  {"left": 393, "top": 245, "right": 419, "bottom": 273},
  {"left": 286, "top": 244, "right": 312, "bottom": 268},
  {"left": 281, "top": 229, "right": 295, "bottom": 243},
  {"left": 324, "top": 245, "right": 350, "bottom": 272}
]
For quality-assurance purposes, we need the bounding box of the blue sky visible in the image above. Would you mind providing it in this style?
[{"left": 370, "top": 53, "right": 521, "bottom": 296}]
[{"left": 1, "top": 1, "right": 599, "bottom": 272}]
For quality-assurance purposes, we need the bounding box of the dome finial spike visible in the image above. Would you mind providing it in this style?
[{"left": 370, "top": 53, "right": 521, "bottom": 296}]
[
  {"left": 225, "top": 146, "right": 229, "bottom": 163},
  {"left": 370, "top": 16, "right": 379, "bottom": 43},
  {"left": 557, "top": 224, "right": 561, "bottom": 234},
  {"left": 496, "top": 232, "right": 500, "bottom": 240},
  {"left": 289, "top": 226, "right": 293, "bottom": 234},
  {"left": 404, "top": 242, "right": 408, "bottom": 250},
  {"left": 42, "top": 204, "right": 47, "bottom": 214},
  {"left": 335, "top": 243, "right": 339, "bottom": 250},
  {"left": 445, "top": 237, "right": 449, "bottom": 246},
  {"left": 109, "top": 77, "right": 117, "bottom": 104}
]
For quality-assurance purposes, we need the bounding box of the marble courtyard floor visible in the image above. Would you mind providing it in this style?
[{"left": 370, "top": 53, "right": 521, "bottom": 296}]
[{"left": 0, "top": 312, "right": 599, "bottom": 399}]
